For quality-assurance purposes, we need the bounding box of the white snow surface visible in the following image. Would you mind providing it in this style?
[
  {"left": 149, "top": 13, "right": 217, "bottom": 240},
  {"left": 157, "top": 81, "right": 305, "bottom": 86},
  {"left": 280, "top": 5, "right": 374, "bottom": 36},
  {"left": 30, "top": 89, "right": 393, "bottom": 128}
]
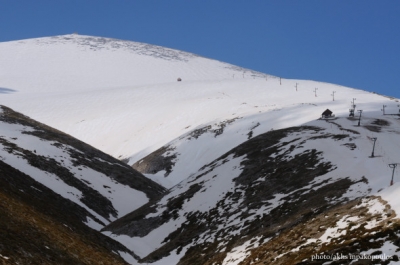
[
  {"left": 222, "top": 236, "right": 264, "bottom": 265},
  {"left": 379, "top": 182, "right": 400, "bottom": 217},
  {"left": 0, "top": 34, "right": 267, "bottom": 161}
]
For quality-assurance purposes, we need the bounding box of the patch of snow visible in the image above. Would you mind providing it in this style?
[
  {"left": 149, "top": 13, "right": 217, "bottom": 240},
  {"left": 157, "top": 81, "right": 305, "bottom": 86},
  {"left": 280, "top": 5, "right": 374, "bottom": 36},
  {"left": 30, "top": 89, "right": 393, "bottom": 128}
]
[
  {"left": 117, "top": 251, "right": 139, "bottom": 265},
  {"left": 319, "top": 215, "right": 351, "bottom": 243},
  {"left": 84, "top": 216, "right": 103, "bottom": 231},
  {"left": 103, "top": 213, "right": 187, "bottom": 259},
  {"left": 356, "top": 197, "right": 386, "bottom": 215},
  {"left": 222, "top": 236, "right": 264, "bottom": 265},
  {"left": 151, "top": 246, "right": 190, "bottom": 265},
  {"left": 358, "top": 240, "right": 398, "bottom": 263},
  {"left": 144, "top": 171, "right": 173, "bottom": 188},
  {"left": 380, "top": 182, "right": 400, "bottom": 217}
]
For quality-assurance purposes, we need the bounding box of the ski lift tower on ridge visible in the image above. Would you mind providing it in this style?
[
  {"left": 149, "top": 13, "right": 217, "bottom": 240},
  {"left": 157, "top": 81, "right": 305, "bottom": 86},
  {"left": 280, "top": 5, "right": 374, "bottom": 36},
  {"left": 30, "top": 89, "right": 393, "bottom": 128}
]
[
  {"left": 349, "top": 98, "right": 356, "bottom": 117},
  {"left": 389, "top": 163, "right": 398, "bottom": 186}
]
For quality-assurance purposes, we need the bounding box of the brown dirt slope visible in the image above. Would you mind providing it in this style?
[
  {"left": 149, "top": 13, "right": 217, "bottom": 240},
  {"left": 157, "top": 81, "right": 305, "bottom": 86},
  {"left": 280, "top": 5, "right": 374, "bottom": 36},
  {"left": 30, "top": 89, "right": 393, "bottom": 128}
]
[{"left": 0, "top": 160, "right": 131, "bottom": 265}]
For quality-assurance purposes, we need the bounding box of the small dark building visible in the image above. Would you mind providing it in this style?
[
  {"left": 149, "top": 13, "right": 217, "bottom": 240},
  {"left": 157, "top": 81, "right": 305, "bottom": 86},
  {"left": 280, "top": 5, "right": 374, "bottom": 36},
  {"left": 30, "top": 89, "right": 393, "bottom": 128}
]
[{"left": 321, "top": 109, "right": 334, "bottom": 119}]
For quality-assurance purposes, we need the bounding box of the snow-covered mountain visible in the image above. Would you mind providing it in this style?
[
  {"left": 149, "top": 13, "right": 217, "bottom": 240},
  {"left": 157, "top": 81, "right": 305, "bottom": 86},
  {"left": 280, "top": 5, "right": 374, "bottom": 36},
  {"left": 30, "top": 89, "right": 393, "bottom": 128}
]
[
  {"left": 1, "top": 34, "right": 400, "bottom": 264},
  {"left": 0, "top": 105, "right": 167, "bottom": 263},
  {"left": 0, "top": 34, "right": 268, "bottom": 161},
  {"left": 0, "top": 105, "right": 165, "bottom": 228},
  {"left": 104, "top": 114, "right": 400, "bottom": 264}
]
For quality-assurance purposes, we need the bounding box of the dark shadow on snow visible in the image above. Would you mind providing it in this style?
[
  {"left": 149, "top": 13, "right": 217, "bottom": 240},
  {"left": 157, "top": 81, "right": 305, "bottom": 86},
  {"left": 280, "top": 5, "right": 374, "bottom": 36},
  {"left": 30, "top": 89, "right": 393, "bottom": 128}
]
[{"left": 0, "top": 88, "right": 17, "bottom": 94}]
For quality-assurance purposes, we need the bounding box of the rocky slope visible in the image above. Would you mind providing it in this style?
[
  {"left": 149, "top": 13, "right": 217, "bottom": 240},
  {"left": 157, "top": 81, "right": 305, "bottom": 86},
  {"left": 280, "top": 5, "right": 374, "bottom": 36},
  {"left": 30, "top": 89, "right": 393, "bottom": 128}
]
[{"left": 0, "top": 159, "right": 134, "bottom": 265}]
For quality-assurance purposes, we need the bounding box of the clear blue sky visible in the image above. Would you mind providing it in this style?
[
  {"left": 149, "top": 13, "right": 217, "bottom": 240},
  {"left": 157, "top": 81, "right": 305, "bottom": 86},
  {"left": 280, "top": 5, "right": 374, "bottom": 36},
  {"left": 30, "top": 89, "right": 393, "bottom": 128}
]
[{"left": 1, "top": 1, "right": 399, "bottom": 99}]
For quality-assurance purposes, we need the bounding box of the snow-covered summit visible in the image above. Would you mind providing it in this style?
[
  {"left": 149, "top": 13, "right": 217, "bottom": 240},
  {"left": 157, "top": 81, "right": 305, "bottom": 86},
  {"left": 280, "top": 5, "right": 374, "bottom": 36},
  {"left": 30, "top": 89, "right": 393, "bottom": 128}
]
[
  {"left": 0, "top": 34, "right": 267, "bottom": 92},
  {"left": 0, "top": 34, "right": 398, "bottom": 166},
  {"left": 0, "top": 34, "right": 269, "bottom": 159}
]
